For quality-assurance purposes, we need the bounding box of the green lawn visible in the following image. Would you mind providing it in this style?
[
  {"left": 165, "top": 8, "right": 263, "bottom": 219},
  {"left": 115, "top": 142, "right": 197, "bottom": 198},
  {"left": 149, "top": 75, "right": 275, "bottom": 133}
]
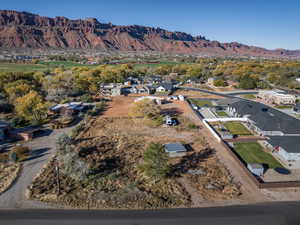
[
  {"left": 0, "top": 61, "right": 99, "bottom": 72},
  {"left": 38, "top": 61, "right": 98, "bottom": 68},
  {"left": 244, "top": 94, "right": 256, "bottom": 100},
  {"left": 233, "top": 142, "right": 283, "bottom": 168},
  {"left": 275, "top": 105, "right": 293, "bottom": 109},
  {"left": 189, "top": 99, "right": 213, "bottom": 107},
  {"left": 0, "top": 63, "right": 48, "bottom": 72},
  {"left": 223, "top": 122, "right": 252, "bottom": 136},
  {"left": 216, "top": 111, "right": 228, "bottom": 117}
]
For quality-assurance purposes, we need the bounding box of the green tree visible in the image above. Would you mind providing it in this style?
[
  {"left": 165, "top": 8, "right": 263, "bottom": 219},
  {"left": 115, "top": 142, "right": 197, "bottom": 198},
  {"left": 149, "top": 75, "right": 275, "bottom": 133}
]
[
  {"left": 139, "top": 143, "right": 170, "bottom": 180},
  {"left": 213, "top": 79, "right": 227, "bottom": 87},
  {"left": 239, "top": 75, "right": 257, "bottom": 89}
]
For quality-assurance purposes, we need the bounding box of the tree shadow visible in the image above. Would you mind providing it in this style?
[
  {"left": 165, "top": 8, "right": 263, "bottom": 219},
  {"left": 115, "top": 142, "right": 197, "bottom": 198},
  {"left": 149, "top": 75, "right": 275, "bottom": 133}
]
[
  {"left": 33, "top": 129, "right": 53, "bottom": 138},
  {"left": 23, "top": 147, "right": 50, "bottom": 161},
  {"left": 89, "top": 156, "right": 122, "bottom": 175},
  {"left": 161, "top": 107, "right": 183, "bottom": 117},
  {"left": 171, "top": 148, "right": 215, "bottom": 176}
]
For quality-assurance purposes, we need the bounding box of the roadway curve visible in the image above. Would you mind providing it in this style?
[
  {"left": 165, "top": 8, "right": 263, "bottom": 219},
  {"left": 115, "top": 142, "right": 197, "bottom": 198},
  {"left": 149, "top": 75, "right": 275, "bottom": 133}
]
[
  {"left": 178, "top": 86, "right": 239, "bottom": 98},
  {"left": 0, "top": 202, "right": 298, "bottom": 225}
]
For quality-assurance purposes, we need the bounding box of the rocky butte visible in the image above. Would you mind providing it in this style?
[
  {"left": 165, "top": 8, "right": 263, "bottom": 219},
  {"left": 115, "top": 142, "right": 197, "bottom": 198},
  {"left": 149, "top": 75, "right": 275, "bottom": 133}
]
[{"left": 0, "top": 10, "right": 299, "bottom": 57}]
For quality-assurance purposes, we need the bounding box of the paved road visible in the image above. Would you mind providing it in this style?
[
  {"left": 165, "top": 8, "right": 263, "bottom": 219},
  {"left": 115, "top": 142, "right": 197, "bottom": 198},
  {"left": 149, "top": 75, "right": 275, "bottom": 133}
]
[
  {"left": 0, "top": 202, "right": 299, "bottom": 225},
  {"left": 0, "top": 126, "right": 74, "bottom": 209},
  {"left": 179, "top": 86, "right": 238, "bottom": 99}
]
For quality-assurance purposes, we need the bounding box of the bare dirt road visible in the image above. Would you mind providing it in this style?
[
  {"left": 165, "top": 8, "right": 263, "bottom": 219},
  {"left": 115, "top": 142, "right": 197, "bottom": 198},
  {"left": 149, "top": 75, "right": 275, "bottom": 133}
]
[{"left": 0, "top": 126, "right": 74, "bottom": 209}]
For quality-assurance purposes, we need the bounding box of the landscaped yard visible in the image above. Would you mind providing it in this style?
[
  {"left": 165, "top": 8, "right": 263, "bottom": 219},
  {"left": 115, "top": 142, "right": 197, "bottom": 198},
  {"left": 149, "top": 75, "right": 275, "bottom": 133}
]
[
  {"left": 243, "top": 94, "right": 256, "bottom": 100},
  {"left": 216, "top": 111, "right": 228, "bottom": 117},
  {"left": 233, "top": 142, "right": 282, "bottom": 168},
  {"left": 275, "top": 105, "right": 293, "bottom": 109},
  {"left": 223, "top": 122, "right": 252, "bottom": 136},
  {"left": 189, "top": 99, "right": 213, "bottom": 107}
]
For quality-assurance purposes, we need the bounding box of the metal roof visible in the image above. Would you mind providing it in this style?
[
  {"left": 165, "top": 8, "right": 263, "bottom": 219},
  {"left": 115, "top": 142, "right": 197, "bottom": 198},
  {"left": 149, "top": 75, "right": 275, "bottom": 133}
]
[{"left": 165, "top": 143, "right": 187, "bottom": 153}]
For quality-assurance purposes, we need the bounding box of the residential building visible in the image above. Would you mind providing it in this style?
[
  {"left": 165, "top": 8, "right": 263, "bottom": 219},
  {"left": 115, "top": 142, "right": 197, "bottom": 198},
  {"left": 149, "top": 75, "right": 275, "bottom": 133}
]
[
  {"left": 226, "top": 100, "right": 300, "bottom": 165},
  {"left": 145, "top": 75, "right": 163, "bottom": 84},
  {"left": 99, "top": 83, "right": 125, "bottom": 96},
  {"left": 130, "top": 85, "right": 153, "bottom": 95},
  {"left": 258, "top": 90, "right": 296, "bottom": 105},
  {"left": 154, "top": 83, "right": 173, "bottom": 93}
]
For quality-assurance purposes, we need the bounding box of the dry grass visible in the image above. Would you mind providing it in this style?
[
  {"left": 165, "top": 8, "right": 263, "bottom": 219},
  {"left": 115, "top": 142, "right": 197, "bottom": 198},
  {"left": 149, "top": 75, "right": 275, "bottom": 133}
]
[
  {"left": 0, "top": 163, "right": 21, "bottom": 193},
  {"left": 28, "top": 98, "right": 241, "bottom": 209},
  {"left": 102, "top": 96, "right": 135, "bottom": 117},
  {"left": 173, "top": 89, "right": 224, "bottom": 99}
]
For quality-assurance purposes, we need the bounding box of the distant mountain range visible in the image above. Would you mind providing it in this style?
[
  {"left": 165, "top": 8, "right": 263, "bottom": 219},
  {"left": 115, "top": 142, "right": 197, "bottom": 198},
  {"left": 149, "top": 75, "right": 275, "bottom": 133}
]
[{"left": 0, "top": 10, "right": 299, "bottom": 57}]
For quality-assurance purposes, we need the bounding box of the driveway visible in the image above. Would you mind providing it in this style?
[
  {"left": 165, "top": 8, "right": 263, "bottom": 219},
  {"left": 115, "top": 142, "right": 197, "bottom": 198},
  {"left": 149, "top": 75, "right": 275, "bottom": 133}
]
[{"left": 0, "top": 125, "right": 74, "bottom": 209}]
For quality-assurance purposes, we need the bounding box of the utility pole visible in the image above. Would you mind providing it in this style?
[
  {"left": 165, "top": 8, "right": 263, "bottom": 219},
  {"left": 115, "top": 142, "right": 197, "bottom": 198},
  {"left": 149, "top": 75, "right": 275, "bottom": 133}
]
[{"left": 55, "top": 159, "right": 60, "bottom": 196}]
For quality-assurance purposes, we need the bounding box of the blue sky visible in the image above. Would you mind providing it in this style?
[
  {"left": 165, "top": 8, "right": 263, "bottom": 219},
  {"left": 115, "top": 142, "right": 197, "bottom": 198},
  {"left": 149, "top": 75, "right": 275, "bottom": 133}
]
[{"left": 2, "top": 0, "right": 300, "bottom": 50}]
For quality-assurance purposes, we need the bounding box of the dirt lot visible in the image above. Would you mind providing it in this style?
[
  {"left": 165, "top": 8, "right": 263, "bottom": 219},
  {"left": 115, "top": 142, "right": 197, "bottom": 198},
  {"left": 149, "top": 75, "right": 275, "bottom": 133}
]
[
  {"left": 102, "top": 96, "right": 135, "bottom": 117},
  {"left": 28, "top": 98, "right": 241, "bottom": 209}
]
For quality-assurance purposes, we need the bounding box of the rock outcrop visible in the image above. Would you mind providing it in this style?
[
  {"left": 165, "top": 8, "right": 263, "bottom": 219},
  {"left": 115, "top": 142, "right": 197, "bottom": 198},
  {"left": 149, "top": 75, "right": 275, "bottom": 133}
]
[{"left": 0, "top": 10, "right": 299, "bottom": 57}]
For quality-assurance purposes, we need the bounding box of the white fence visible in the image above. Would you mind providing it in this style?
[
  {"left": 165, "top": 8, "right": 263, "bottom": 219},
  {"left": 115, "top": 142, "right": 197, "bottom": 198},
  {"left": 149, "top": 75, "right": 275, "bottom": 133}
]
[
  {"left": 204, "top": 117, "right": 249, "bottom": 123},
  {"left": 202, "top": 120, "right": 222, "bottom": 142},
  {"left": 202, "top": 117, "right": 249, "bottom": 143}
]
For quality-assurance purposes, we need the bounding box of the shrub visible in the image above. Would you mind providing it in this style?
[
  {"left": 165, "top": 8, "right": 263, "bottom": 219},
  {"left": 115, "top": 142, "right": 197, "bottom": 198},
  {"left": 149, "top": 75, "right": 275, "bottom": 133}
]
[
  {"left": 88, "top": 102, "right": 106, "bottom": 116},
  {"left": 10, "top": 145, "right": 30, "bottom": 162},
  {"left": 0, "top": 153, "right": 9, "bottom": 163},
  {"left": 11, "top": 117, "right": 29, "bottom": 128},
  {"left": 129, "top": 99, "right": 161, "bottom": 121},
  {"left": 80, "top": 94, "right": 93, "bottom": 103},
  {"left": 70, "top": 122, "right": 85, "bottom": 139},
  {"left": 213, "top": 79, "right": 227, "bottom": 87},
  {"left": 56, "top": 134, "right": 72, "bottom": 151},
  {"left": 188, "top": 123, "right": 199, "bottom": 130}
]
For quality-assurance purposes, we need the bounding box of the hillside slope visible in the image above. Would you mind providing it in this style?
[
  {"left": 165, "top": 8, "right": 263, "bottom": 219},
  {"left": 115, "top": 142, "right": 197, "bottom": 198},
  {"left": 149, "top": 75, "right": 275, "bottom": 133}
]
[{"left": 0, "top": 10, "right": 299, "bottom": 57}]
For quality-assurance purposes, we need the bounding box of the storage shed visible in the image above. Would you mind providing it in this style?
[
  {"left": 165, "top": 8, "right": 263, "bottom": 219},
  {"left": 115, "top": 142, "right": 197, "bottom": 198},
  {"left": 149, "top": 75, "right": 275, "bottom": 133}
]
[
  {"left": 247, "top": 163, "right": 264, "bottom": 176},
  {"left": 165, "top": 143, "right": 187, "bottom": 158}
]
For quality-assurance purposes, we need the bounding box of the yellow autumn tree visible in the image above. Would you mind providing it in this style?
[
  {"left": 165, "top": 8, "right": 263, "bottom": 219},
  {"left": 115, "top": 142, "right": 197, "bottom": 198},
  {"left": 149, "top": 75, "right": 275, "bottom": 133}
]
[
  {"left": 4, "top": 82, "right": 32, "bottom": 102},
  {"left": 15, "top": 91, "right": 48, "bottom": 123}
]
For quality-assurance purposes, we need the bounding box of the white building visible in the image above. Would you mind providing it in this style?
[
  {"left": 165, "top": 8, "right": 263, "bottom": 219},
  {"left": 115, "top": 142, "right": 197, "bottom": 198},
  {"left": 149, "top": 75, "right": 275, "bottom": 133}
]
[{"left": 258, "top": 90, "right": 296, "bottom": 105}]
